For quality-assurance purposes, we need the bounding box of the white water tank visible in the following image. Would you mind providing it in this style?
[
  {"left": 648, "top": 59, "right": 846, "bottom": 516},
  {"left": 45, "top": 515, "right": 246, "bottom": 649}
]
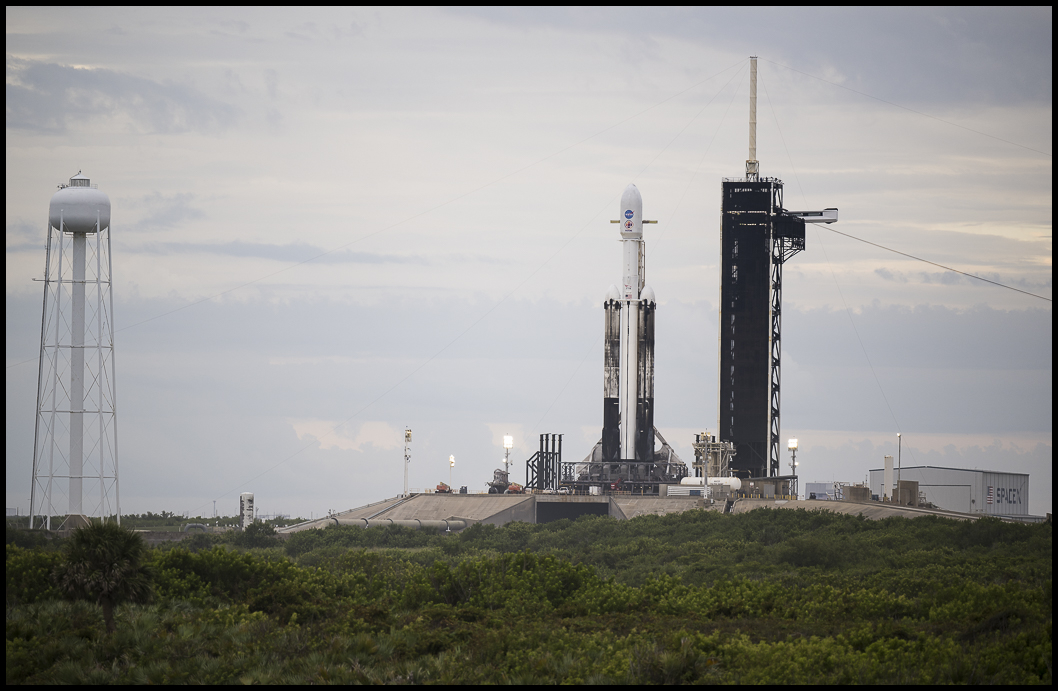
[
  {"left": 49, "top": 173, "right": 111, "bottom": 234},
  {"left": 710, "top": 477, "right": 742, "bottom": 491},
  {"left": 240, "top": 492, "right": 254, "bottom": 529},
  {"left": 680, "top": 476, "right": 706, "bottom": 486}
]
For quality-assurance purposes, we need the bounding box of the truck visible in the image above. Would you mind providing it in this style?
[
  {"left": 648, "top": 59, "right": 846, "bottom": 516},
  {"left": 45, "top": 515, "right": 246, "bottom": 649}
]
[{"left": 435, "top": 482, "right": 453, "bottom": 494}]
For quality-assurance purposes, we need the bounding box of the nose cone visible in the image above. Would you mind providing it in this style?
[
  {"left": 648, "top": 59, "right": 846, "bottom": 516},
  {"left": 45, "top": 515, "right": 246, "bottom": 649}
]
[{"left": 619, "top": 183, "right": 643, "bottom": 239}]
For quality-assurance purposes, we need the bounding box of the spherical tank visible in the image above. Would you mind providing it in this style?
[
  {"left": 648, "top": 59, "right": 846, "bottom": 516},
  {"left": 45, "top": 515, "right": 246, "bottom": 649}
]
[{"left": 49, "top": 173, "right": 110, "bottom": 234}]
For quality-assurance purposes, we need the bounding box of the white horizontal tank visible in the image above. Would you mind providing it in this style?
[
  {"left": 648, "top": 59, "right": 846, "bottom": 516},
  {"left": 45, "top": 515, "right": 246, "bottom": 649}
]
[
  {"left": 49, "top": 173, "right": 111, "bottom": 234},
  {"left": 679, "top": 476, "right": 741, "bottom": 490},
  {"left": 710, "top": 477, "right": 742, "bottom": 491}
]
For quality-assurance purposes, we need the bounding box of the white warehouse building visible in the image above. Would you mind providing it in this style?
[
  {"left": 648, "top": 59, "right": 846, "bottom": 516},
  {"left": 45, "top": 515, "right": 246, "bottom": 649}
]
[{"left": 868, "top": 465, "right": 1029, "bottom": 518}]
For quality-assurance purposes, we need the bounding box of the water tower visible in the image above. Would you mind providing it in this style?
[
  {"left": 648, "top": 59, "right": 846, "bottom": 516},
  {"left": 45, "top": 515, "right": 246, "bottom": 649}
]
[{"left": 29, "top": 172, "right": 120, "bottom": 529}]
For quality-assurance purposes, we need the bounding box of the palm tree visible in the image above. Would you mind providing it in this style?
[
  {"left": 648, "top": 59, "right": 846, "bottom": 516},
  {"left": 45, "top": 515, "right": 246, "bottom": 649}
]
[{"left": 53, "top": 520, "right": 154, "bottom": 633}]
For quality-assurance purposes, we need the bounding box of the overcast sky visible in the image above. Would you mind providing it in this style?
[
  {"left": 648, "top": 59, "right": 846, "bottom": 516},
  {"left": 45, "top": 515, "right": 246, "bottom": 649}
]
[{"left": 6, "top": 7, "right": 1052, "bottom": 519}]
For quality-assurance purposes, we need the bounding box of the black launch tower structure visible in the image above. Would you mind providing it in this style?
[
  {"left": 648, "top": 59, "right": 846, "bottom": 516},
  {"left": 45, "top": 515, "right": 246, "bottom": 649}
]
[
  {"left": 718, "top": 56, "right": 837, "bottom": 482},
  {"left": 719, "top": 177, "right": 806, "bottom": 478}
]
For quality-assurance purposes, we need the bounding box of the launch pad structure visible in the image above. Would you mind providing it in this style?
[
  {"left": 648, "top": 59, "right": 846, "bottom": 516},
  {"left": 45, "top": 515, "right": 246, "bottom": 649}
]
[
  {"left": 719, "top": 176, "right": 806, "bottom": 478},
  {"left": 719, "top": 56, "right": 837, "bottom": 482},
  {"left": 521, "top": 58, "right": 837, "bottom": 497}
]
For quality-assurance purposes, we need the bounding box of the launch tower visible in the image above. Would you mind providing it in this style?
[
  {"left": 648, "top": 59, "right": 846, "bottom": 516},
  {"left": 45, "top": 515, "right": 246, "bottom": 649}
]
[{"left": 719, "top": 57, "right": 837, "bottom": 479}]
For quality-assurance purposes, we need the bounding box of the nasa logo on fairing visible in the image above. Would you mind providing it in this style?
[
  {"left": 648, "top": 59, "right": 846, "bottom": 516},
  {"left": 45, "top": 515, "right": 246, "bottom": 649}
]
[{"left": 625, "top": 209, "right": 634, "bottom": 219}]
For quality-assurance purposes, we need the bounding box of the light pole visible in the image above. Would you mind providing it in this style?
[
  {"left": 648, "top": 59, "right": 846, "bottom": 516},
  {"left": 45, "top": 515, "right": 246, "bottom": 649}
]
[
  {"left": 449, "top": 455, "right": 455, "bottom": 488},
  {"left": 897, "top": 433, "right": 902, "bottom": 503},
  {"left": 404, "top": 428, "right": 412, "bottom": 497},
  {"left": 503, "top": 435, "right": 513, "bottom": 476},
  {"left": 788, "top": 438, "right": 798, "bottom": 499}
]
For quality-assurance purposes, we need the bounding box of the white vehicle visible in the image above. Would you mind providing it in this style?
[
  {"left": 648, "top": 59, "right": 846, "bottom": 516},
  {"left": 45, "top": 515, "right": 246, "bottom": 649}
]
[
  {"left": 542, "top": 488, "right": 556, "bottom": 495},
  {"left": 557, "top": 486, "right": 572, "bottom": 495}
]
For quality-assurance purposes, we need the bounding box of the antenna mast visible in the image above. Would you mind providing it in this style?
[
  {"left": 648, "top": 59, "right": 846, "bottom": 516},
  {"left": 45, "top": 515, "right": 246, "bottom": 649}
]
[{"left": 746, "top": 56, "right": 759, "bottom": 181}]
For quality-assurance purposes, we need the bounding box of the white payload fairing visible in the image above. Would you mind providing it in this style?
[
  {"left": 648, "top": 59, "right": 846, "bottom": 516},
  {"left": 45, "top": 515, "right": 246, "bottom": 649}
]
[{"left": 602, "top": 183, "right": 656, "bottom": 465}]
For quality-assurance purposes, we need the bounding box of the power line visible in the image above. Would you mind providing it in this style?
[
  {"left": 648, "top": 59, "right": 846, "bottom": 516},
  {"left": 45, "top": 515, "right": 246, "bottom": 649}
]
[
  {"left": 759, "top": 68, "right": 914, "bottom": 462},
  {"left": 819, "top": 226, "right": 1051, "bottom": 302},
  {"left": 759, "top": 57, "right": 1052, "bottom": 158},
  {"left": 757, "top": 67, "right": 1049, "bottom": 303}
]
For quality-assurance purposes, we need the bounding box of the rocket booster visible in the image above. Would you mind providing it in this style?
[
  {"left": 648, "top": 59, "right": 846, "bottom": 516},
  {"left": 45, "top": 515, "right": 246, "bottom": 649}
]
[
  {"left": 602, "top": 285, "right": 621, "bottom": 463},
  {"left": 602, "top": 184, "right": 656, "bottom": 464}
]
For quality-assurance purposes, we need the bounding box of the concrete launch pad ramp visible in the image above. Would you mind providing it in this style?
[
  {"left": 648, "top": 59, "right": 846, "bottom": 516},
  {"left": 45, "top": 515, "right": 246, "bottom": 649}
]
[
  {"left": 281, "top": 494, "right": 988, "bottom": 534},
  {"left": 731, "top": 498, "right": 975, "bottom": 521},
  {"left": 283, "top": 493, "right": 630, "bottom": 532},
  {"left": 378, "top": 494, "right": 535, "bottom": 525},
  {"left": 613, "top": 496, "right": 723, "bottom": 519}
]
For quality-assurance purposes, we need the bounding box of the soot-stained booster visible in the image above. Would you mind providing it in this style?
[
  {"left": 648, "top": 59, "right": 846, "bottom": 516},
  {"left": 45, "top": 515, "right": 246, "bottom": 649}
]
[
  {"left": 603, "top": 184, "right": 655, "bottom": 464},
  {"left": 580, "top": 184, "right": 687, "bottom": 494}
]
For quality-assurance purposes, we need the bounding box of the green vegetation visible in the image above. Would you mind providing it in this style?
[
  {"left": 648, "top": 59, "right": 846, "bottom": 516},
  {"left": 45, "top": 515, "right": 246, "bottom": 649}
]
[
  {"left": 6, "top": 512, "right": 306, "bottom": 532},
  {"left": 7, "top": 509, "right": 1052, "bottom": 684},
  {"left": 52, "top": 521, "right": 154, "bottom": 633}
]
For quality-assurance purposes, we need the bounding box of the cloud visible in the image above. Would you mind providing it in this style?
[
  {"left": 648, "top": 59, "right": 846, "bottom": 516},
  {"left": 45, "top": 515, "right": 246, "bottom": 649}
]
[
  {"left": 128, "top": 192, "right": 207, "bottom": 229},
  {"left": 5, "top": 58, "right": 238, "bottom": 134},
  {"left": 5, "top": 219, "right": 42, "bottom": 252},
  {"left": 874, "top": 267, "right": 907, "bottom": 283},
  {"left": 131, "top": 240, "right": 429, "bottom": 265},
  {"left": 289, "top": 419, "right": 402, "bottom": 452},
  {"left": 872, "top": 266, "right": 1051, "bottom": 293},
  {"left": 450, "top": 7, "right": 1053, "bottom": 107}
]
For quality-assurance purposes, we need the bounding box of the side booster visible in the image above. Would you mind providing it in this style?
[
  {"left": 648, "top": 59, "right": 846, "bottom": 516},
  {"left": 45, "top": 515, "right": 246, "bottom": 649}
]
[{"left": 602, "top": 184, "right": 656, "bottom": 464}]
